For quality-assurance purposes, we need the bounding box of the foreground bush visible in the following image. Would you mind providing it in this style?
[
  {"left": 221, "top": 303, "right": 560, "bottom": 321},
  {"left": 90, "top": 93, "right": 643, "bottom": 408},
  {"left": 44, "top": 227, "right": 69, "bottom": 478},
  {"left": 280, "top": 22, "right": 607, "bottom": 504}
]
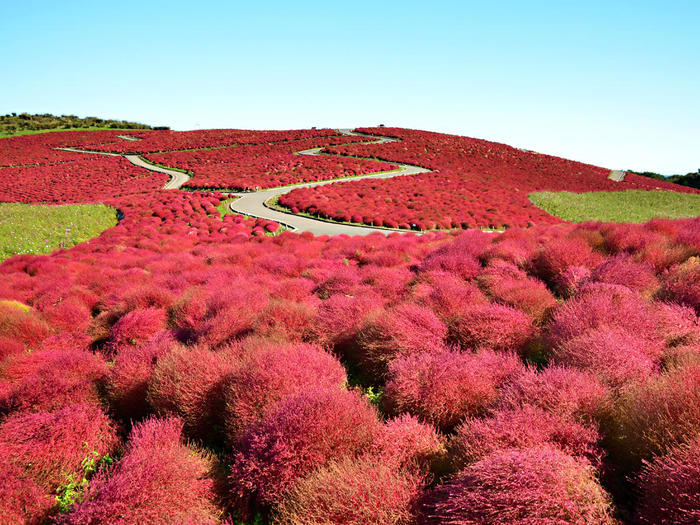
[
  {"left": 371, "top": 414, "right": 446, "bottom": 473},
  {"left": 229, "top": 387, "right": 380, "bottom": 506},
  {"left": 223, "top": 341, "right": 346, "bottom": 441},
  {"left": 275, "top": 456, "right": 424, "bottom": 525},
  {"left": 425, "top": 446, "right": 615, "bottom": 524},
  {"left": 634, "top": 436, "right": 700, "bottom": 525},
  {"left": 0, "top": 403, "right": 118, "bottom": 492},
  {"left": 0, "top": 457, "right": 53, "bottom": 525},
  {"left": 383, "top": 349, "right": 523, "bottom": 431},
  {"left": 58, "top": 417, "right": 223, "bottom": 524}
]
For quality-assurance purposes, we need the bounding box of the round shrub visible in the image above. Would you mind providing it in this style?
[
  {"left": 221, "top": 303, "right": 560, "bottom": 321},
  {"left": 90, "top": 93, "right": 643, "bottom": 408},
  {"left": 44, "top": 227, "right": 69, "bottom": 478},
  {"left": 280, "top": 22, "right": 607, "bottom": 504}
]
[
  {"left": 58, "top": 417, "right": 223, "bottom": 525},
  {"left": 383, "top": 349, "right": 523, "bottom": 431},
  {"left": 531, "top": 236, "right": 603, "bottom": 290},
  {"left": 0, "top": 403, "right": 119, "bottom": 492},
  {"left": 659, "top": 257, "right": 700, "bottom": 313},
  {"left": 425, "top": 446, "right": 615, "bottom": 525},
  {"left": 450, "top": 406, "right": 602, "bottom": 469},
  {"left": 224, "top": 341, "right": 347, "bottom": 441},
  {"left": 604, "top": 363, "right": 700, "bottom": 469},
  {"left": 448, "top": 302, "right": 534, "bottom": 353},
  {"left": 229, "top": 387, "right": 380, "bottom": 506},
  {"left": 275, "top": 456, "right": 424, "bottom": 525},
  {"left": 499, "top": 365, "right": 609, "bottom": 424},
  {"left": 371, "top": 414, "right": 446, "bottom": 473},
  {"left": 0, "top": 456, "right": 53, "bottom": 525},
  {"left": 109, "top": 307, "right": 167, "bottom": 349},
  {"left": 589, "top": 254, "right": 659, "bottom": 297},
  {"left": 0, "top": 300, "right": 50, "bottom": 350},
  {"left": 634, "top": 436, "right": 700, "bottom": 525},
  {"left": 552, "top": 326, "right": 661, "bottom": 390},
  {"left": 356, "top": 303, "right": 447, "bottom": 380},
  {"left": 146, "top": 344, "right": 236, "bottom": 440}
]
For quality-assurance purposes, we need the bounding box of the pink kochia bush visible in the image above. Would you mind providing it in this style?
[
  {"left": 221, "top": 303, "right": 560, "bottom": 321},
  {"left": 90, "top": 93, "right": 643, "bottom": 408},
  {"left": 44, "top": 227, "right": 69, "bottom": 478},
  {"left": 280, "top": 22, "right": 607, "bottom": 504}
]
[
  {"left": 146, "top": 344, "right": 237, "bottom": 440},
  {"left": 448, "top": 302, "right": 535, "bottom": 354},
  {"left": 228, "top": 387, "right": 380, "bottom": 506},
  {"left": 355, "top": 303, "right": 447, "bottom": 380},
  {"left": 109, "top": 307, "right": 168, "bottom": 349},
  {"left": 223, "top": 341, "right": 347, "bottom": 441},
  {"left": 0, "top": 348, "right": 108, "bottom": 415},
  {"left": 450, "top": 406, "right": 603, "bottom": 469},
  {"left": 274, "top": 456, "right": 425, "bottom": 525},
  {"left": 425, "top": 446, "right": 615, "bottom": 525},
  {"left": 634, "top": 435, "right": 700, "bottom": 525},
  {"left": 371, "top": 414, "right": 446, "bottom": 473},
  {"left": 0, "top": 403, "right": 119, "bottom": 492},
  {"left": 58, "top": 417, "right": 223, "bottom": 525},
  {"left": 383, "top": 349, "right": 523, "bottom": 431}
]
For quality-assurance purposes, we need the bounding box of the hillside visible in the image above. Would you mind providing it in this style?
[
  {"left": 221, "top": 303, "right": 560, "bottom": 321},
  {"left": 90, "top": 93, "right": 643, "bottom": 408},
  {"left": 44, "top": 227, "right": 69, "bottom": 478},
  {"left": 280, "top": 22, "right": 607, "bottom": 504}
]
[{"left": 0, "top": 125, "right": 698, "bottom": 524}]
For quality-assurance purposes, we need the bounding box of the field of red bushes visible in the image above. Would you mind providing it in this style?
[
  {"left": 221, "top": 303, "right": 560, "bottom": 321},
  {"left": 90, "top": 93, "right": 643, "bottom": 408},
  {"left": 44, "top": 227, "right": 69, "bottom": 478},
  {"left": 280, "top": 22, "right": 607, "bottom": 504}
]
[
  {"left": 145, "top": 135, "right": 395, "bottom": 191},
  {"left": 280, "top": 127, "right": 698, "bottom": 230},
  {"left": 1, "top": 127, "right": 699, "bottom": 524}
]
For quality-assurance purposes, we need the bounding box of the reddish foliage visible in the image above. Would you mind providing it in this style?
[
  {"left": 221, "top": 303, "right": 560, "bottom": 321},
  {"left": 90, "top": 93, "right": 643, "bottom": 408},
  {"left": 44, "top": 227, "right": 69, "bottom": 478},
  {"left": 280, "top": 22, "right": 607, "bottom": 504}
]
[
  {"left": 590, "top": 254, "right": 659, "bottom": 297},
  {"left": 275, "top": 456, "right": 424, "bottom": 525},
  {"left": 604, "top": 363, "right": 700, "bottom": 469},
  {"left": 371, "top": 414, "right": 446, "bottom": 473},
  {"left": 659, "top": 256, "right": 700, "bottom": 313},
  {"left": 0, "top": 403, "right": 119, "bottom": 491},
  {"left": 553, "top": 326, "right": 661, "bottom": 389},
  {"left": 634, "top": 436, "right": 700, "bottom": 525},
  {"left": 58, "top": 417, "right": 223, "bottom": 524},
  {"left": 499, "top": 365, "right": 609, "bottom": 424},
  {"left": 425, "top": 446, "right": 615, "bottom": 524},
  {"left": 224, "top": 341, "right": 347, "bottom": 441},
  {"left": 450, "top": 406, "right": 602, "bottom": 469},
  {"left": 531, "top": 235, "right": 604, "bottom": 290},
  {"left": 0, "top": 301, "right": 51, "bottom": 350},
  {"left": 383, "top": 349, "right": 523, "bottom": 431},
  {"left": 146, "top": 344, "right": 237, "bottom": 440},
  {"left": 109, "top": 307, "right": 168, "bottom": 349},
  {"left": 0, "top": 348, "right": 108, "bottom": 414},
  {"left": 0, "top": 457, "right": 53, "bottom": 525},
  {"left": 355, "top": 303, "right": 447, "bottom": 380},
  {"left": 448, "top": 302, "right": 535, "bottom": 353},
  {"left": 229, "top": 387, "right": 380, "bottom": 506}
]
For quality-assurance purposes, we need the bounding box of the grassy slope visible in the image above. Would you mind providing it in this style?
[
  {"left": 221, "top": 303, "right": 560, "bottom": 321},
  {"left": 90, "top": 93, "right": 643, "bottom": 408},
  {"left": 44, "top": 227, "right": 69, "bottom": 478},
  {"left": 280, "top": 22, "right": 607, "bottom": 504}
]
[
  {"left": 0, "top": 127, "right": 145, "bottom": 139},
  {"left": 530, "top": 190, "right": 700, "bottom": 223},
  {"left": 0, "top": 203, "right": 118, "bottom": 261}
]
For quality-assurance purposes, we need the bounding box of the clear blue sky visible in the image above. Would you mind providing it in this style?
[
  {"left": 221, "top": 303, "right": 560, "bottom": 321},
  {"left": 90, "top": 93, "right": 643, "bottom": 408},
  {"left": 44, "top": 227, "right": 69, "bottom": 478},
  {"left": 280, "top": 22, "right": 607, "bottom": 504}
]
[{"left": 2, "top": 1, "right": 698, "bottom": 174}]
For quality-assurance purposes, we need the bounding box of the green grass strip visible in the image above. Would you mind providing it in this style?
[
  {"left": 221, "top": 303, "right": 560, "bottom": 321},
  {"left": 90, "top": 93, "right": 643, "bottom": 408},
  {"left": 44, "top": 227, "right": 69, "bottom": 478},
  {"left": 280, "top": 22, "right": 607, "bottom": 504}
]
[
  {"left": 529, "top": 190, "right": 700, "bottom": 223},
  {"left": 0, "top": 203, "right": 118, "bottom": 261}
]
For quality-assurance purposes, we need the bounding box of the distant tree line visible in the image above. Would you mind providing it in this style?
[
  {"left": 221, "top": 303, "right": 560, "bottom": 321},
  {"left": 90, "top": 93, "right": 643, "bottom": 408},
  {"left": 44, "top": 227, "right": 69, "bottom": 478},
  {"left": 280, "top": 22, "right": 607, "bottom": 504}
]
[
  {"left": 631, "top": 170, "right": 700, "bottom": 190},
  {"left": 0, "top": 113, "right": 169, "bottom": 135}
]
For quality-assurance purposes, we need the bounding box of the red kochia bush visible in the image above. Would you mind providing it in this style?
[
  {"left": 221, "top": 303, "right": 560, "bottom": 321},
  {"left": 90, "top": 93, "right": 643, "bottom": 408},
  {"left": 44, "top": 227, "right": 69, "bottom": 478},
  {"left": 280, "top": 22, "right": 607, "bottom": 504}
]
[
  {"left": 531, "top": 236, "right": 603, "bottom": 290},
  {"left": 659, "top": 256, "right": 700, "bottom": 313},
  {"left": 0, "top": 300, "right": 50, "bottom": 350},
  {"left": 58, "top": 417, "right": 223, "bottom": 525},
  {"left": 0, "top": 456, "right": 53, "bottom": 525},
  {"left": 654, "top": 302, "right": 700, "bottom": 348},
  {"left": 589, "top": 254, "right": 659, "bottom": 297},
  {"left": 450, "top": 406, "right": 602, "bottom": 469},
  {"left": 104, "top": 332, "right": 177, "bottom": 421},
  {"left": 634, "top": 436, "right": 700, "bottom": 525},
  {"left": 146, "top": 344, "right": 236, "bottom": 440},
  {"left": 448, "top": 302, "right": 534, "bottom": 354},
  {"left": 547, "top": 283, "right": 661, "bottom": 349},
  {"left": 355, "top": 303, "right": 447, "bottom": 380},
  {"left": 0, "top": 348, "right": 108, "bottom": 414},
  {"left": 425, "top": 446, "right": 615, "bottom": 525},
  {"left": 229, "top": 387, "right": 380, "bottom": 506},
  {"left": 0, "top": 403, "right": 119, "bottom": 492},
  {"left": 275, "top": 456, "right": 424, "bottom": 525},
  {"left": 371, "top": 414, "right": 446, "bottom": 473},
  {"left": 224, "top": 341, "right": 346, "bottom": 441},
  {"left": 605, "top": 363, "right": 700, "bottom": 469},
  {"left": 552, "top": 326, "right": 661, "bottom": 390},
  {"left": 383, "top": 349, "right": 523, "bottom": 431},
  {"left": 109, "top": 307, "right": 168, "bottom": 349},
  {"left": 499, "top": 365, "right": 609, "bottom": 424}
]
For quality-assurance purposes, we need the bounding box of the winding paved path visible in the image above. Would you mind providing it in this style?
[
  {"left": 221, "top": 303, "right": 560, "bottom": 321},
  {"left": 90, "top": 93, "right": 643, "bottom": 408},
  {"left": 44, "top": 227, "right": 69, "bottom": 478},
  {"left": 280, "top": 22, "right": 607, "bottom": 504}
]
[{"left": 58, "top": 129, "right": 433, "bottom": 236}]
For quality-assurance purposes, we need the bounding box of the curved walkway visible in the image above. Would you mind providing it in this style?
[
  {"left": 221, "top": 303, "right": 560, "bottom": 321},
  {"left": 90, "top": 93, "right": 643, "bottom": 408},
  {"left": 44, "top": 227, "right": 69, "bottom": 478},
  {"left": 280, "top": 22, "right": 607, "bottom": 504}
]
[
  {"left": 58, "top": 129, "right": 433, "bottom": 236},
  {"left": 228, "top": 129, "right": 431, "bottom": 235}
]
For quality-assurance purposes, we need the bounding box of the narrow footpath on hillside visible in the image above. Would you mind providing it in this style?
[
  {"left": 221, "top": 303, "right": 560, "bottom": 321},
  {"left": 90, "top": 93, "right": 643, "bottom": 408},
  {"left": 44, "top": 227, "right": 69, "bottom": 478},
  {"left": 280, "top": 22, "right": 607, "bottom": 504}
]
[{"left": 59, "top": 129, "right": 434, "bottom": 236}]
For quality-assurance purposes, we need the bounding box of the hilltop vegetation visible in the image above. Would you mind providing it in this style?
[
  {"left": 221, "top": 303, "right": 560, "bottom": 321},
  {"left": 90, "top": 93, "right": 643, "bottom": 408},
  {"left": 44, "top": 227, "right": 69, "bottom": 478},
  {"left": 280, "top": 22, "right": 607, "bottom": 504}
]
[
  {"left": 633, "top": 170, "right": 700, "bottom": 190},
  {"left": 0, "top": 113, "right": 167, "bottom": 138}
]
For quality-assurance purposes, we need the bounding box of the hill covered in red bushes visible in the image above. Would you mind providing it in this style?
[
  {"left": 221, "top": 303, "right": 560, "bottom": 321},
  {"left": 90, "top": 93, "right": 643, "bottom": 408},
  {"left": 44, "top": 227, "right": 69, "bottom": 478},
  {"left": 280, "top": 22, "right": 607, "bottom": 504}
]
[{"left": 0, "top": 126, "right": 699, "bottom": 524}]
